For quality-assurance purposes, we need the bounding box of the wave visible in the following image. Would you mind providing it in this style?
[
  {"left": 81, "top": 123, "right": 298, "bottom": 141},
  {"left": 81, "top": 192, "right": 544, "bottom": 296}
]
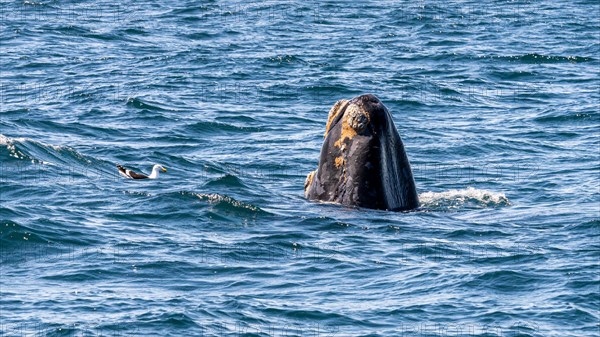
[
  {"left": 126, "top": 97, "right": 170, "bottom": 111},
  {"left": 466, "top": 270, "right": 540, "bottom": 292},
  {"left": 533, "top": 111, "right": 597, "bottom": 124},
  {"left": 0, "top": 219, "right": 81, "bottom": 265},
  {"left": 498, "top": 53, "right": 594, "bottom": 64},
  {"left": 181, "top": 120, "right": 265, "bottom": 135},
  {"left": 0, "top": 134, "right": 114, "bottom": 177},
  {"left": 134, "top": 312, "right": 199, "bottom": 328},
  {"left": 0, "top": 219, "right": 48, "bottom": 246},
  {"left": 297, "top": 217, "right": 355, "bottom": 231},
  {"left": 204, "top": 174, "right": 247, "bottom": 188},
  {"left": 0, "top": 134, "right": 34, "bottom": 162},
  {"left": 195, "top": 193, "right": 266, "bottom": 215},
  {"left": 566, "top": 219, "right": 600, "bottom": 231},
  {"left": 0, "top": 134, "right": 89, "bottom": 166},
  {"left": 419, "top": 187, "right": 510, "bottom": 210}
]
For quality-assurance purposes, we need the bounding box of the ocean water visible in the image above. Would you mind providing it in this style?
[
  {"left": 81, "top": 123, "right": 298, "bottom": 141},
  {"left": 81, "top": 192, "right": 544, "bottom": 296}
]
[{"left": 1, "top": 1, "right": 598, "bottom": 336}]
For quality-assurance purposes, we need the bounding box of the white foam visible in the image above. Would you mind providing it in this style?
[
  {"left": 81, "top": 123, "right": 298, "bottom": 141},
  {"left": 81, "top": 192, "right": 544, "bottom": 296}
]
[
  {"left": 195, "top": 193, "right": 262, "bottom": 212},
  {"left": 0, "top": 134, "right": 10, "bottom": 145},
  {"left": 0, "top": 134, "right": 32, "bottom": 145},
  {"left": 0, "top": 134, "right": 25, "bottom": 160},
  {"left": 0, "top": 134, "right": 62, "bottom": 165},
  {"left": 419, "top": 187, "right": 510, "bottom": 209},
  {"left": 0, "top": 134, "right": 68, "bottom": 151}
]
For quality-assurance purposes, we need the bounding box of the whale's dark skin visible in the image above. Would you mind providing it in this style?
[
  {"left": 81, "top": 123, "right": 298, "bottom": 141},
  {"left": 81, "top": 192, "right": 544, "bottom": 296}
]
[{"left": 304, "top": 94, "right": 419, "bottom": 211}]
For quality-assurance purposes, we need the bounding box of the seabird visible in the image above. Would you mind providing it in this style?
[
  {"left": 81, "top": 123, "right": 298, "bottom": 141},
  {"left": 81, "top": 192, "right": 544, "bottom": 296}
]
[{"left": 117, "top": 164, "right": 167, "bottom": 179}]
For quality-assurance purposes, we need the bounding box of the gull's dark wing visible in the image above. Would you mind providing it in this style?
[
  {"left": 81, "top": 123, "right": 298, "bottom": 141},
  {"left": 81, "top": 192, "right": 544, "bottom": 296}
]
[
  {"left": 128, "top": 170, "right": 149, "bottom": 179},
  {"left": 117, "top": 164, "right": 148, "bottom": 179}
]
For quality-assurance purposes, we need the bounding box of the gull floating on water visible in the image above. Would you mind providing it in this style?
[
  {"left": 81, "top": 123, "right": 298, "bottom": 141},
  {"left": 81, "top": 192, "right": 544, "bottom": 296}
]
[{"left": 117, "top": 164, "right": 167, "bottom": 179}]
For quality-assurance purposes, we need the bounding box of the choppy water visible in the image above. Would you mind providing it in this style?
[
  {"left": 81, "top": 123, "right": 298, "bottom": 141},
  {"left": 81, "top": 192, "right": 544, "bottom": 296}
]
[{"left": 1, "top": 1, "right": 599, "bottom": 336}]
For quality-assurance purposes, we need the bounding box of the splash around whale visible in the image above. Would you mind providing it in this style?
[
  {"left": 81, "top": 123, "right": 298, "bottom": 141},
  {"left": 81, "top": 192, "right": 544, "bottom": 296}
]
[{"left": 305, "top": 94, "right": 419, "bottom": 211}]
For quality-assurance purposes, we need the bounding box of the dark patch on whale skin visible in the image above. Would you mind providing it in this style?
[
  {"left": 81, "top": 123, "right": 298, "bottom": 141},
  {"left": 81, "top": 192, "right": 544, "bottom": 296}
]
[{"left": 305, "top": 94, "right": 419, "bottom": 211}]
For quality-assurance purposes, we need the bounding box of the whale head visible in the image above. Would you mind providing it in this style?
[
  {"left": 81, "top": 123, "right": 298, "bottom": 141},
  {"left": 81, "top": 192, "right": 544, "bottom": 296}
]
[{"left": 305, "top": 94, "right": 419, "bottom": 211}]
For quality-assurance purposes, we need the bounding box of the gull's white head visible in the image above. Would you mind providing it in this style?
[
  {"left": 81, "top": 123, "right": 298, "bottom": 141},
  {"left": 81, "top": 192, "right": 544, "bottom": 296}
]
[{"left": 149, "top": 164, "right": 167, "bottom": 179}]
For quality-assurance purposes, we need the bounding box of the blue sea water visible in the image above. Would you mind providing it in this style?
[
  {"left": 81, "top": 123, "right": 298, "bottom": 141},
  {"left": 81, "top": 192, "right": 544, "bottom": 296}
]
[{"left": 1, "top": 0, "right": 599, "bottom": 336}]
